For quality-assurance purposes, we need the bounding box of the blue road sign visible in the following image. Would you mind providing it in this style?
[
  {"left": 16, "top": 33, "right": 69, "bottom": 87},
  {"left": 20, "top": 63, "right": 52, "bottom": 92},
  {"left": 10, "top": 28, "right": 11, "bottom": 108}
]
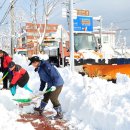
[{"left": 74, "top": 16, "right": 93, "bottom": 32}]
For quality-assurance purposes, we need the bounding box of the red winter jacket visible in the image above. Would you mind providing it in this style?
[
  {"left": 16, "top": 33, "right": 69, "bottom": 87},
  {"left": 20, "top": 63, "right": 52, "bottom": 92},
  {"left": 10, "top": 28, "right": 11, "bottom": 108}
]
[
  {"left": 1, "top": 51, "right": 12, "bottom": 70},
  {"left": 3, "top": 55, "right": 12, "bottom": 68},
  {"left": 10, "top": 65, "right": 26, "bottom": 85}
]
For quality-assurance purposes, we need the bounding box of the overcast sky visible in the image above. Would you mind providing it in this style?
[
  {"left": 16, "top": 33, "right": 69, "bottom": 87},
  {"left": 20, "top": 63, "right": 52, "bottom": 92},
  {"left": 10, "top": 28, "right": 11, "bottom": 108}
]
[
  {"left": 0, "top": 0, "right": 130, "bottom": 45},
  {"left": 77, "top": 0, "right": 130, "bottom": 27}
]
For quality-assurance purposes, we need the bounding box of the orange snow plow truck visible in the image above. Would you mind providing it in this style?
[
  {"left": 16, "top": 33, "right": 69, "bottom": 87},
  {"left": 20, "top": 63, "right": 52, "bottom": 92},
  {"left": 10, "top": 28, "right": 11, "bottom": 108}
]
[
  {"left": 59, "top": 32, "right": 130, "bottom": 81},
  {"left": 43, "top": 31, "right": 130, "bottom": 81}
]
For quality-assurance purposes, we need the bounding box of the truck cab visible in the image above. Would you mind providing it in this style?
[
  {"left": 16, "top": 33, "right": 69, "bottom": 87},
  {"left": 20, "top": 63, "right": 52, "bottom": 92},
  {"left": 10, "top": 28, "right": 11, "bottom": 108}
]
[
  {"left": 42, "top": 32, "right": 100, "bottom": 67},
  {"left": 42, "top": 37, "right": 60, "bottom": 66},
  {"left": 73, "top": 32, "right": 101, "bottom": 72},
  {"left": 74, "top": 32, "right": 98, "bottom": 52}
]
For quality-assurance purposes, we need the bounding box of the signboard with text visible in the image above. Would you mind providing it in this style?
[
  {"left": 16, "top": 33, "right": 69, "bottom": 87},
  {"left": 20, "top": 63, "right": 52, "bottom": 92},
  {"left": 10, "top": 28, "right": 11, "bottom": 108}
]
[
  {"left": 76, "top": 9, "right": 89, "bottom": 16},
  {"left": 74, "top": 16, "right": 93, "bottom": 32}
]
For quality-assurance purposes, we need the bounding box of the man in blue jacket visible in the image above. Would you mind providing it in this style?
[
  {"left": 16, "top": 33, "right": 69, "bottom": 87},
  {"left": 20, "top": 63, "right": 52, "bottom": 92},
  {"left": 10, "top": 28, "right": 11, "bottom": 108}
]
[{"left": 29, "top": 56, "right": 64, "bottom": 119}]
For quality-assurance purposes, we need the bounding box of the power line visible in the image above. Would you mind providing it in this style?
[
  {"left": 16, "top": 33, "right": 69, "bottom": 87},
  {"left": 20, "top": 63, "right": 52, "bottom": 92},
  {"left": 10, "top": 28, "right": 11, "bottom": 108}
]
[
  {"left": 0, "top": 0, "right": 18, "bottom": 26},
  {"left": 0, "top": 0, "right": 7, "bottom": 9},
  {"left": 0, "top": 1, "right": 13, "bottom": 25}
]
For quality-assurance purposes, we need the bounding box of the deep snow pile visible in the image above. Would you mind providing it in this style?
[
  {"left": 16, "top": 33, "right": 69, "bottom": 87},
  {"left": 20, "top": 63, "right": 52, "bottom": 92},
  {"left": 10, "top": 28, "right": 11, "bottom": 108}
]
[
  {"left": 1, "top": 54, "right": 130, "bottom": 130},
  {"left": 60, "top": 70, "right": 130, "bottom": 130},
  {"left": 0, "top": 91, "right": 34, "bottom": 130}
]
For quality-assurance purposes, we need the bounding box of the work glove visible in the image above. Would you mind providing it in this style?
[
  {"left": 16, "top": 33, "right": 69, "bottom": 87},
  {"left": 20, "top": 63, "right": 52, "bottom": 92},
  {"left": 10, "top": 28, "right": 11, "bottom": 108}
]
[{"left": 45, "top": 86, "right": 56, "bottom": 93}]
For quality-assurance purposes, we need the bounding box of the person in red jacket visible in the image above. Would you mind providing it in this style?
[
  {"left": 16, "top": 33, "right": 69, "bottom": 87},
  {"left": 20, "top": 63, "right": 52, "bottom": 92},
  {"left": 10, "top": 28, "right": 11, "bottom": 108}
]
[
  {"left": 8, "top": 61, "right": 33, "bottom": 96},
  {"left": 0, "top": 50, "right": 12, "bottom": 89}
]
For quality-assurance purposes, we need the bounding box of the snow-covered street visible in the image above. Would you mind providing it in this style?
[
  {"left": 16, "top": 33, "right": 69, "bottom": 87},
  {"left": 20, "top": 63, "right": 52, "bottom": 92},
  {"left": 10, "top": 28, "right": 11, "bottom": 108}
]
[
  {"left": 0, "top": 0, "right": 130, "bottom": 129},
  {"left": 1, "top": 54, "right": 130, "bottom": 130}
]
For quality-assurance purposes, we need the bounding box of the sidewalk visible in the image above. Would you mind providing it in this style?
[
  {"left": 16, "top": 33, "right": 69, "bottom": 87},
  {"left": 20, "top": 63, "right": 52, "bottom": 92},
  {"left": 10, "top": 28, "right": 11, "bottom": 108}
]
[{"left": 17, "top": 112, "right": 69, "bottom": 130}]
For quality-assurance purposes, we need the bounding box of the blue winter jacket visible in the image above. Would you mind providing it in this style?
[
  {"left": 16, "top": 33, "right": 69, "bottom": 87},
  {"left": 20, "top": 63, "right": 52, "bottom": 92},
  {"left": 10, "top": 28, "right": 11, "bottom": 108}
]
[{"left": 37, "top": 60, "right": 64, "bottom": 90}]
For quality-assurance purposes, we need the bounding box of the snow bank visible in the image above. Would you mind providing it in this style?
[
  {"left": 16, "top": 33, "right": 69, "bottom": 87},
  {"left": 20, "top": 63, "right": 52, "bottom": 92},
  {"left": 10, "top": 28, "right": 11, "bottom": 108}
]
[
  {"left": 0, "top": 90, "right": 34, "bottom": 130},
  {"left": 1, "top": 54, "right": 130, "bottom": 130},
  {"left": 59, "top": 68, "right": 130, "bottom": 130}
]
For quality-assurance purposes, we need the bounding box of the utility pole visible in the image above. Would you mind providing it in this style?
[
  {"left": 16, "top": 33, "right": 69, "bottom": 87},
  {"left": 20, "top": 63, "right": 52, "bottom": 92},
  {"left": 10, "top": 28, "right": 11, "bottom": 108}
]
[
  {"left": 61, "top": 27, "right": 64, "bottom": 67},
  {"left": 69, "top": 0, "right": 75, "bottom": 72},
  {"left": 10, "top": 0, "right": 15, "bottom": 55}
]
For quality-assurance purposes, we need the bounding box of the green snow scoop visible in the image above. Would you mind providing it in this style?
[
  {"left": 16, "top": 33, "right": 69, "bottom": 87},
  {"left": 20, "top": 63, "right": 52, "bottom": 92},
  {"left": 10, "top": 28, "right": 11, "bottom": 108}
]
[{"left": 13, "top": 86, "right": 56, "bottom": 103}]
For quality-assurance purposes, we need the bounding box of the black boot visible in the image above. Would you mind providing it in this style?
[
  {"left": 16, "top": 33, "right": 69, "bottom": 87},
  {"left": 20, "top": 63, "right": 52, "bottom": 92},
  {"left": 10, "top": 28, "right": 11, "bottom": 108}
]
[
  {"left": 34, "top": 101, "right": 47, "bottom": 114},
  {"left": 54, "top": 105, "right": 63, "bottom": 119}
]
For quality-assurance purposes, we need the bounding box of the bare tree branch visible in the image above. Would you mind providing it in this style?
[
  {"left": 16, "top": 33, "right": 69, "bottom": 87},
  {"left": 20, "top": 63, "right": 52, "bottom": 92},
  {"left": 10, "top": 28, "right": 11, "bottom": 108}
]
[{"left": 35, "top": 0, "right": 61, "bottom": 50}]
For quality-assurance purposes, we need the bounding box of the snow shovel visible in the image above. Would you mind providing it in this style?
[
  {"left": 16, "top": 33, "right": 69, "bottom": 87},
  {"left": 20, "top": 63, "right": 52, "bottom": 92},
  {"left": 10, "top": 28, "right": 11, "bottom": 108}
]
[
  {"left": 0, "top": 72, "right": 9, "bottom": 83},
  {"left": 13, "top": 86, "right": 56, "bottom": 103}
]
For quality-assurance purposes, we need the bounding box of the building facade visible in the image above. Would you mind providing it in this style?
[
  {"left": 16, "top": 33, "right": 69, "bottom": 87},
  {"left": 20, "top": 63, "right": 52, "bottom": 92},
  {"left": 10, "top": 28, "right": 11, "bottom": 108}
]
[{"left": 17, "top": 23, "right": 69, "bottom": 57}]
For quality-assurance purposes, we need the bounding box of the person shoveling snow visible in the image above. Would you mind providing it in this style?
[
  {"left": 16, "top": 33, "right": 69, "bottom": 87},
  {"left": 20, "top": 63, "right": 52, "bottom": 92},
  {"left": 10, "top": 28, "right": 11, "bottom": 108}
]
[
  {"left": 8, "top": 61, "right": 33, "bottom": 96},
  {"left": 29, "top": 56, "right": 64, "bottom": 119}
]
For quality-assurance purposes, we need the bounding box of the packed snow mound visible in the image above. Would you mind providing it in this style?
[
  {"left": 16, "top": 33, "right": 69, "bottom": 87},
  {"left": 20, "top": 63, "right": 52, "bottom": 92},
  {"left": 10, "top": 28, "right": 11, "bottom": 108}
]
[
  {"left": 0, "top": 91, "right": 34, "bottom": 130},
  {"left": 101, "top": 44, "right": 115, "bottom": 59},
  {"left": 1, "top": 54, "right": 130, "bottom": 130},
  {"left": 59, "top": 67, "right": 130, "bottom": 130}
]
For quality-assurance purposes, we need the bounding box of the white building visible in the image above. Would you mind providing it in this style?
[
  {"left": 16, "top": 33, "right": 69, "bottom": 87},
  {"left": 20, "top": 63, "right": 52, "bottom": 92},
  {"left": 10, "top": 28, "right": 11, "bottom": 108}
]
[{"left": 94, "top": 30, "right": 116, "bottom": 48}]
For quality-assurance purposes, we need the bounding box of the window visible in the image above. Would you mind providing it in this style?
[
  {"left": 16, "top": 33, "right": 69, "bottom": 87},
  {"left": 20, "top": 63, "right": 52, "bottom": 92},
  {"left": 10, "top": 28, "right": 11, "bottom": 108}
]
[
  {"left": 43, "top": 41, "right": 59, "bottom": 47},
  {"left": 103, "top": 36, "right": 108, "bottom": 43},
  {"left": 74, "top": 33, "right": 97, "bottom": 51}
]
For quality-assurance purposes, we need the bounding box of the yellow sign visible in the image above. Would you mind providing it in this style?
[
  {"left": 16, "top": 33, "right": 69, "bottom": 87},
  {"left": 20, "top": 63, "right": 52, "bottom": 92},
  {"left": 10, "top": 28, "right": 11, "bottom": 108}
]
[
  {"left": 77, "top": 9, "right": 89, "bottom": 16},
  {"left": 81, "top": 20, "right": 90, "bottom": 25}
]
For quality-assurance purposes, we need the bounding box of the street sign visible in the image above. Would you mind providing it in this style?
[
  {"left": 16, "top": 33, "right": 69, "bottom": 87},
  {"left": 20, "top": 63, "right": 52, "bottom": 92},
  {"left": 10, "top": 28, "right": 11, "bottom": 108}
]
[
  {"left": 73, "top": 9, "right": 77, "bottom": 19},
  {"left": 76, "top": 9, "right": 89, "bottom": 16},
  {"left": 62, "top": 8, "right": 67, "bottom": 18},
  {"left": 74, "top": 16, "right": 93, "bottom": 32},
  {"left": 62, "top": 8, "right": 77, "bottom": 19}
]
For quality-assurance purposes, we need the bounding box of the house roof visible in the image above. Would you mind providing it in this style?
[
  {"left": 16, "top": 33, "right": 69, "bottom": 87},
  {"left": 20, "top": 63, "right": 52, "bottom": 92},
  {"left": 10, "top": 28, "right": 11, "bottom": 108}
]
[{"left": 25, "top": 22, "right": 59, "bottom": 33}]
